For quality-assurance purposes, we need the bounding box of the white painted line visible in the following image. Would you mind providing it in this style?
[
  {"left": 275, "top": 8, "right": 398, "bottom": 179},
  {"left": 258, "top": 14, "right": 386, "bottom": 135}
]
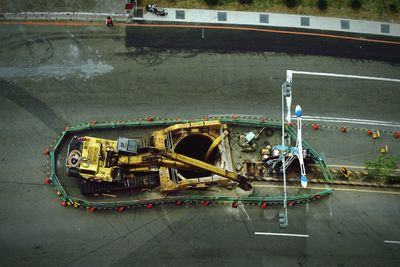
[
  {"left": 384, "top": 240, "right": 400, "bottom": 244},
  {"left": 295, "top": 115, "right": 400, "bottom": 128},
  {"left": 255, "top": 232, "right": 309, "bottom": 238},
  {"left": 289, "top": 70, "right": 400, "bottom": 83},
  {"left": 301, "top": 119, "right": 399, "bottom": 128},
  {"left": 300, "top": 116, "right": 397, "bottom": 124},
  {"left": 240, "top": 203, "right": 251, "bottom": 221}
]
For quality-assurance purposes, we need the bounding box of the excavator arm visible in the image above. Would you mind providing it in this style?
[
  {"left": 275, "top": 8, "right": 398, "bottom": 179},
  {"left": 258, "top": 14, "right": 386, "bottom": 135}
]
[
  {"left": 130, "top": 149, "right": 252, "bottom": 191},
  {"left": 165, "top": 150, "right": 252, "bottom": 190}
]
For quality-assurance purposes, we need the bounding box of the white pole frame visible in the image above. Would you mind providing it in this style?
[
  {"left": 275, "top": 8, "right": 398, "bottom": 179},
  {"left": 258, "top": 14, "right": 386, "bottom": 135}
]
[{"left": 285, "top": 70, "right": 400, "bottom": 123}]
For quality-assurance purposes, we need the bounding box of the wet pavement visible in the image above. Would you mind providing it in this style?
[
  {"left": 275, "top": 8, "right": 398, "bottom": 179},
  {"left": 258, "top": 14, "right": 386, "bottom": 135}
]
[
  {"left": 0, "top": 22, "right": 400, "bottom": 266},
  {"left": 126, "top": 24, "right": 400, "bottom": 63}
]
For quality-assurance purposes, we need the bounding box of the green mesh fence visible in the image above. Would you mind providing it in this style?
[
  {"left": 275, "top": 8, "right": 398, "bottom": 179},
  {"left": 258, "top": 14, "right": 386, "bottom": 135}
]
[{"left": 46, "top": 116, "right": 333, "bottom": 211}]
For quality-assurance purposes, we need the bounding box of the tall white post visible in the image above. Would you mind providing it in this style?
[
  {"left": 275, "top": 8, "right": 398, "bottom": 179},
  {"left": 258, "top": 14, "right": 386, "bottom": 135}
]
[
  {"left": 285, "top": 71, "right": 293, "bottom": 123},
  {"left": 281, "top": 82, "right": 289, "bottom": 228},
  {"left": 295, "top": 105, "right": 308, "bottom": 189}
]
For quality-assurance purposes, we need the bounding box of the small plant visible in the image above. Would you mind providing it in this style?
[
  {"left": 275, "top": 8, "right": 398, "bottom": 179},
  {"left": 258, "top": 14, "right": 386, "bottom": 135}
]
[
  {"left": 284, "top": 0, "right": 298, "bottom": 8},
  {"left": 375, "top": 0, "right": 386, "bottom": 16},
  {"left": 238, "top": 0, "right": 254, "bottom": 4},
  {"left": 365, "top": 155, "right": 398, "bottom": 178},
  {"left": 317, "top": 0, "right": 328, "bottom": 10},
  {"left": 350, "top": 0, "right": 362, "bottom": 10},
  {"left": 205, "top": 0, "right": 219, "bottom": 6}
]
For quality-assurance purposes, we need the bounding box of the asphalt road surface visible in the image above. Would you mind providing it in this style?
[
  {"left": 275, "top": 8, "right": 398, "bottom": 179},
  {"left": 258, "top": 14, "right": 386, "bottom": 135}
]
[
  {"left": 0, "top": 22, "right": 399, "bottom": 266},
  {"left": 127, "top": 23, "right": 400, "bottom": 63}
]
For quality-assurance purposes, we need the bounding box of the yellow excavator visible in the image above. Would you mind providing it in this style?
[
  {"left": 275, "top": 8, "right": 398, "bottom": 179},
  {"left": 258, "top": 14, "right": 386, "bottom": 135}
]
[{"left": 66, "top": 120, "right": 252, "bottom": 195}]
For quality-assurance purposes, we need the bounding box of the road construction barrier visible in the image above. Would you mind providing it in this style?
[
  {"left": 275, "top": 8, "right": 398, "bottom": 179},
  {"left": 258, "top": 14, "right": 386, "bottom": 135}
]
[
  {"left": 340, "top": 167, "right": 351, "bottom": 178},
  {"left": 313, "top": 195, "right": 321, "bottom": 200},
  {"left": 45, "top": 116, "right": 333, "bottom": 211},
  {"left": 372, "top": 130, "right": 381, "bottom": 139},
  {"left": 44, "top": 177, "right": 51, "bottom": 184},
  {"left": 201, "top": 200, "right": 210, "bottom": 206}
]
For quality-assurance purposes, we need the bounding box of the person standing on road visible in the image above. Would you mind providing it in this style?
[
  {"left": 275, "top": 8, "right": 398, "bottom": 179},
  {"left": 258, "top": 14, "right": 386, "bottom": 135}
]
[{"left": 106, "top": 16, "right": 114, "bottom": 27}]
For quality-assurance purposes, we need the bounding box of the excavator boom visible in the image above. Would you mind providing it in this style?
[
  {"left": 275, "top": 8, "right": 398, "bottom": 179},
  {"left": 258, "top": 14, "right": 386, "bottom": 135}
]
[{"left": 117, "top": 148, "right": 251, "bottom": 190}]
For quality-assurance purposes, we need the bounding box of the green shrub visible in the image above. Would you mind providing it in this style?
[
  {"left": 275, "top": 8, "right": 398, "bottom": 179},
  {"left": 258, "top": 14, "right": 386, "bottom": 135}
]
[
  {"left": 388, "top": 2, "right": 398, "bottom": 14},
  {"left": 317, "top": 0, "right": 327, "bottom": 10},
  {"left": 239, "top": 0, "right": 254, "bottom": 4},
  {"left": 350, "top": 0, "right": 362, "bottom": 10},
  {"left": 284, "top": 0, "right": 298, "bottom": 8},
  {"left": 375, "top": 0, "right": 386, "bottom": 15},
  {"left": 205, "top": 0, "right": 219, "bottom": 6},
  {"left": 365, "top": 155, "right": 398, "bottom": 178}
]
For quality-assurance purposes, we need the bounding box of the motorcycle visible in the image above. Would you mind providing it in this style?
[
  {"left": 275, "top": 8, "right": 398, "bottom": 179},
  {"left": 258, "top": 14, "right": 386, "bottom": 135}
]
[{"left": 146, "top": 4, "right": 168, "bottom": 16}]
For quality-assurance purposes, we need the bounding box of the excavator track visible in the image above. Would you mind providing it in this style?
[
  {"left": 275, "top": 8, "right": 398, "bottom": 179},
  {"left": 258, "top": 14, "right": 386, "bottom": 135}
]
[{"left": 79, "top": 174, "right": 160, "bottom": 195}]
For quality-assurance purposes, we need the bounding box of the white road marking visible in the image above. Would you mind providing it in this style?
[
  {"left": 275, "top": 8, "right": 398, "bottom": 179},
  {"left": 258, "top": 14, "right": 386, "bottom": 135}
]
[
  {"left": 384, "top": 240, "right": 400, "bottom": 244},
  {"left": 288, "top": 70, "right": 400, "bottom": 83},
  {"left": 301, "top": 116, "right": 396, "bottom": 124},
  {"left": 295, "top": 115, "right": 400, "bottom": 128},
  {"left": 240, "top": 203, "right": 251, "bottom": 221},
  {"left": 255, "top": 232, "right": 309, "bottom": 238}
]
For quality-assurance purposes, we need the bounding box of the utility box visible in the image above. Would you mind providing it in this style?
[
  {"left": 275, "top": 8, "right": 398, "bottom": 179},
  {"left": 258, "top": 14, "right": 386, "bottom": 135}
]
[{"left": 245, "top": 132, "right": 256, "bottom": 143}]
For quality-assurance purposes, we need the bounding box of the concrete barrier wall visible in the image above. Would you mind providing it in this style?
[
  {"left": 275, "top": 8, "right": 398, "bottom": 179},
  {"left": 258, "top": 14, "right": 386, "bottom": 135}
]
[
  {"left": 1, "top": 8, "right": 400, "bottom": 37},
  {"left": 137, "top": 8, "right": 400, "bottom": 37}
]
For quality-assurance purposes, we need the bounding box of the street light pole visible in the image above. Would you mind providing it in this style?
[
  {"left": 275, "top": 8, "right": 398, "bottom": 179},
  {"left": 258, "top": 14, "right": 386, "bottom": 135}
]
[
  {"left": 285, "top": 71, "right": 293, "bottom": 123},
  {"left": 280, "top": 81, "right": 291, "bottom": 228}
]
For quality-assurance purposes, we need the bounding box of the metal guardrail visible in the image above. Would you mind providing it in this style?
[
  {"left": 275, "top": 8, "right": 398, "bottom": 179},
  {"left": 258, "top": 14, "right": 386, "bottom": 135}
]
[{"left": 45, "top": 116, "right": 333, "bottom": 211}]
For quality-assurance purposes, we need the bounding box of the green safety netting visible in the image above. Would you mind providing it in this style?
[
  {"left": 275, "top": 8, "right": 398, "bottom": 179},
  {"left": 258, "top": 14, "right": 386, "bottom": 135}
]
[{"left": 46, "top": 116, "right": 333, "bottom": 210}]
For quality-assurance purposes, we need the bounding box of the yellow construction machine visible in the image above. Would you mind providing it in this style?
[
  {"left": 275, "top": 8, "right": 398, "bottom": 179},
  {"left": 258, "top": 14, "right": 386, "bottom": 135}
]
[{"left": 66, "top": 120, "right": 252, "bottom": 195}]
